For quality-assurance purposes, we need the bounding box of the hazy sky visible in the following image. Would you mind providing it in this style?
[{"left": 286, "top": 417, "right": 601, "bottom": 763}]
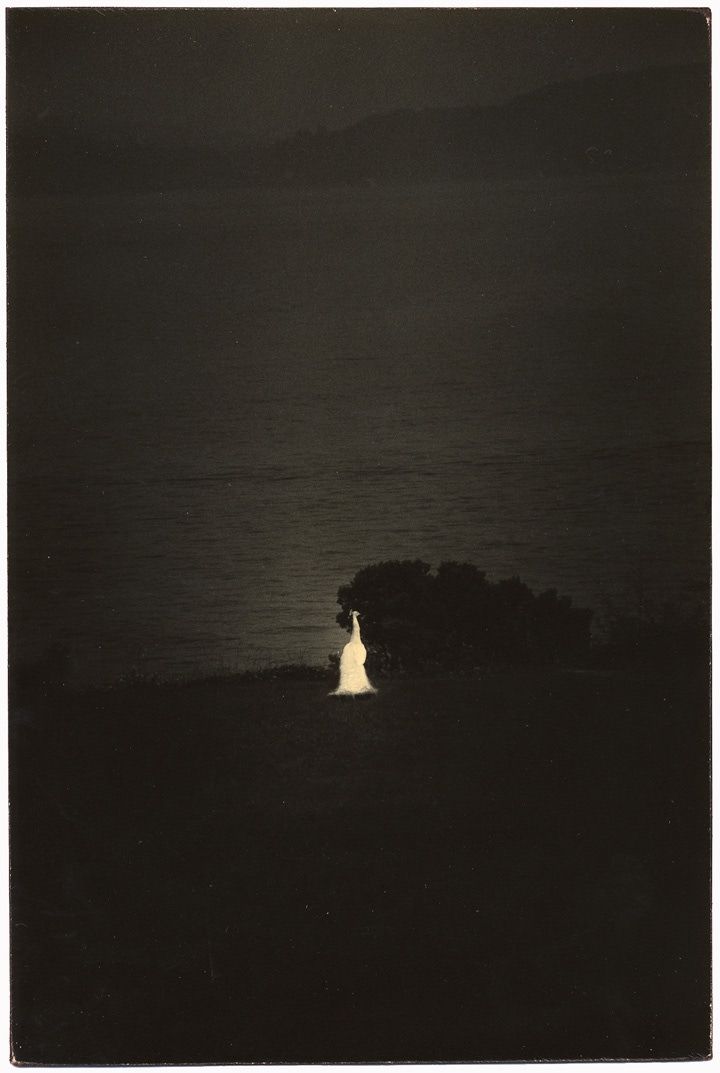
[{"left": 7, "top": 8, "right": 709, "bottom": 146}]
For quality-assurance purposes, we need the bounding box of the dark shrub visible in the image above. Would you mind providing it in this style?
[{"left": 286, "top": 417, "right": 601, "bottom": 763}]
[{"left": 336, "top": 560, "right": 592, "bottom": 673}]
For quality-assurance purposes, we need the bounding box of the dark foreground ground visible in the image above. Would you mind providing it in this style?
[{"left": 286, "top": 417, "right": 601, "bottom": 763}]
[{"left": 11, "top": 669, "right": 710, "bottom": 1063}]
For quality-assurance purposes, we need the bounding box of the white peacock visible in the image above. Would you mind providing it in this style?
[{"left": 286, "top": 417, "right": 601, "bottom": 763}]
[{"left": 330, "top": 610, "right": 377, "bottom": 696}]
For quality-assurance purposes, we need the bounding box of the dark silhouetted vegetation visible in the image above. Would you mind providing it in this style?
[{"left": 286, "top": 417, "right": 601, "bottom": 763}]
[
  {"left": 336, "top": 560, "right": 709, "bottom": 676},
  {"left": 592, "top": 592, "right": 709, "bottom": 670},
  {"left": 336, "top": 560, "right": 593, "bottom": 674}
]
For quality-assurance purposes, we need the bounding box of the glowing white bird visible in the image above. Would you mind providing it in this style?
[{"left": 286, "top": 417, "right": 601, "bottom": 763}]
[{"left": 331, "top": 610, "right": 377, "bottom": 696}]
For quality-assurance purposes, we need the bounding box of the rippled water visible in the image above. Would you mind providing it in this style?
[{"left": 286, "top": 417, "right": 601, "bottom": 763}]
[{"left": 9, "top": 175, "right": 710, "bottom": 683}]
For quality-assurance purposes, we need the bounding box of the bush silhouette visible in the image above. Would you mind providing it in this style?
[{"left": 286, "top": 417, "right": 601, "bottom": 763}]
[
  {"left": 336, "top": 560, "right": 593, "bottom": 673},
  {"left": 594, "top": 594, "right": 709, "bottom": 669}
]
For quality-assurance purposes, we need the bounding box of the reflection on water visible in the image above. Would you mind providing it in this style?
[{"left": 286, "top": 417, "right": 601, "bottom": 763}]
[{"left": 9, "top": 176, "right": 710, "bottom": 683}]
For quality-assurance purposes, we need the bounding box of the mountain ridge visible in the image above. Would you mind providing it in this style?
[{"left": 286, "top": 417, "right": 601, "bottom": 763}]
[{"left": 9, "top": 62, "right": 709, "bottom": 195}]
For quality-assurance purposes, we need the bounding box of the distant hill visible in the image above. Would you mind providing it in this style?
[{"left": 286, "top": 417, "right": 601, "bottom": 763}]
[
  {"left": 263, "top": 63, "right": 709, "bottom": 185},
  {"left": 9, "top": 63, "right": 709, "bottom": 195}
]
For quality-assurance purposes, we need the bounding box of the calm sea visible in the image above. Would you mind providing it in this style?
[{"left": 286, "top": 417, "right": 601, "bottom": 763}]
[{"left": 9, "top": 175, "right": 710, "bottom": 684}]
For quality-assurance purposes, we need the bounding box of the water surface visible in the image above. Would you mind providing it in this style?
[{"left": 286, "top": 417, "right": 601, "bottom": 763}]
[{"left": 9, "top": 175, "right": 710, "bottom": 682}]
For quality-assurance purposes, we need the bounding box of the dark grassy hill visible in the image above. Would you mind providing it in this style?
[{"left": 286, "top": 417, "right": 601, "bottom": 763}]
[{"left": 11, "top": 668, "right": 710, "bottom": 1062}]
